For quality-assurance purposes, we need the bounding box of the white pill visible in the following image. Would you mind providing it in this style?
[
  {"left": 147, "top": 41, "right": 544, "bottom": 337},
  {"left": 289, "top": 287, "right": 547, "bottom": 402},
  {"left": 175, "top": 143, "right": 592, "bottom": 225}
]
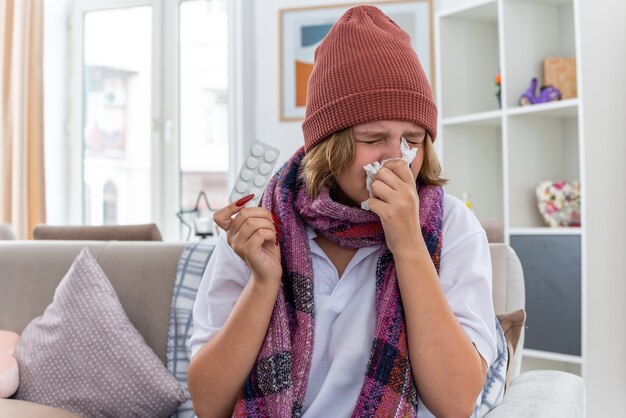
[
  {"left": 251, "top": 144, "right": 263, "bottom": 157},
  {"left": 236, "top": 181, "right": 247, "bottom": 193},
  {"left": 259, "top": 163, "right": 271, "bottom": 175},
  {"left": 254, "top": 176, "right": 266, "bottom": 187},
  {"left": 264, "top": 151, "right": 276, "bottom": 162},
  {"left": 246, "top": 157, "right": 258, "bottom": 169},
  {"left": 241, "top": 169, "right": 253, "bottom": 181},
  {"left": 249, "top": 188, "right": 260, "bottom": 197}
]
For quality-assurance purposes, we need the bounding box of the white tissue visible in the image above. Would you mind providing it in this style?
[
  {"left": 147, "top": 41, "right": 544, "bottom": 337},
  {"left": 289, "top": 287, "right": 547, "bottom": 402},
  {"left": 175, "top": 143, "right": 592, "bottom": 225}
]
[{"left": 360, "top": 137, "right": 417, "bottom": 210}]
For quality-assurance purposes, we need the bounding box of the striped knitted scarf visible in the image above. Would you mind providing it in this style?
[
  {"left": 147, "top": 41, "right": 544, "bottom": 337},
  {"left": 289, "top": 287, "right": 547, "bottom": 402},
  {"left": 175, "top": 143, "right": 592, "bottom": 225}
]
[{"left": 233, "top": 147, "right": 444, "bottom": 417}]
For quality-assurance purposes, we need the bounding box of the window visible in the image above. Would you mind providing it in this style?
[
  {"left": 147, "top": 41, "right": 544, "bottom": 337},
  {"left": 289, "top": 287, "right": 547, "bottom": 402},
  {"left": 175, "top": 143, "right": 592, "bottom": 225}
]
[
  {"left": 82, "top": 6, "right": 152, "bottom": 225},
  {"left": 84, "top": 186, "right": 92, "bottom": 224},
  {"left": 179, "top": 0, "right": 230, "bottom": 212},
  {"left": 71, "top": 0, "right": 232, "bottom": 238},
  {"left": 102, "top": 180, "right": 118, "bottom": 225}
]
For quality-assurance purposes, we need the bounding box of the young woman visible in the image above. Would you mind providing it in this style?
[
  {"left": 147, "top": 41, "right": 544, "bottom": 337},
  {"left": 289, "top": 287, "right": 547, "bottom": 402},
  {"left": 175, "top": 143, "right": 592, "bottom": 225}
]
[{"left": 188, "top": 5, "right": 505, "bottom": 418}]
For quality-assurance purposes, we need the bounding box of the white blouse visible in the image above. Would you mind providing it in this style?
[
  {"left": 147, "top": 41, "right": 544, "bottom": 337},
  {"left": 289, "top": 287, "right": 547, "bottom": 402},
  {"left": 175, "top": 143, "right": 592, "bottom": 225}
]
[{"left": 190, "top": 194, "right": 497, "bottom": 417}]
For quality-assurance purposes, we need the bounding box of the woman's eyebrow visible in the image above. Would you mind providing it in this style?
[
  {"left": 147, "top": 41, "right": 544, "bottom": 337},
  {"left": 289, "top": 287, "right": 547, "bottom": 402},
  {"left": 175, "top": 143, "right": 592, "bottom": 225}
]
[
  {"left": 404, "top": 130, "right": 426, "bottom": 137},
  {"left": 354, "top": 130, "right": 425, "bottom": 139},
  {"left": 355, "top": 131, "right": 388, "bottom": 138}
]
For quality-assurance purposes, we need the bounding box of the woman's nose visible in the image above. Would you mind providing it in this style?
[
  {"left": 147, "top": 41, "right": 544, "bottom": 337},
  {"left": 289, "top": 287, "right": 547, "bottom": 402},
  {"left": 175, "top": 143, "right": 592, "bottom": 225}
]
[{"left": 382, "top": 138, "right": 403, "bottom": 160}]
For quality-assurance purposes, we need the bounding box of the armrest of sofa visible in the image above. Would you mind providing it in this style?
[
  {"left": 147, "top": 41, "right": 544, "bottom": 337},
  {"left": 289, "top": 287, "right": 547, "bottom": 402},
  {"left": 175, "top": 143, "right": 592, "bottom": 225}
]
[
  {"left": 485, "top": 370, "right": 585, "bottom": 418},
  {"left": 0, "top": 399, "right": 80, "bottom": 417}
]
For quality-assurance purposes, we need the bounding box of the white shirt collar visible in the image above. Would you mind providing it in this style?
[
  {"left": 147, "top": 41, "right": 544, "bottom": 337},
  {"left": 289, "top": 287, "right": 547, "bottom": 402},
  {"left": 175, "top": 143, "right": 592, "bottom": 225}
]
[{"left": 306, "top": 226, "right": 380, "bottom": 261}]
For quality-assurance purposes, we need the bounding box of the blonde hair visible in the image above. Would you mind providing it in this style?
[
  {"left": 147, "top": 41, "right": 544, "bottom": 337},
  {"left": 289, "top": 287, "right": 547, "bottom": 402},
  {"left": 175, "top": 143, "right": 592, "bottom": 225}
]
[
  {"left": 418, "top": 135, "right": 448, "bottom": 187},
  {"left": 299, "top": 127, "right": 447, "bottom": 198}
]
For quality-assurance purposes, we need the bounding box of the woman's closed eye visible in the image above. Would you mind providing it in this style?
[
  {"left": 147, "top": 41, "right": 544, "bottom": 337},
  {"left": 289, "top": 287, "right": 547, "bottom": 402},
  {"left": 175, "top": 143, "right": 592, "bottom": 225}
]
[
  {"left": 404, "top": 135, "right": 425, "bottom": 146},
  {"left": 356, "top": 138, "right": 385, "bottom": 145},
  {"left": 355, "top": 134, "right": 424, "bottom": 146}
]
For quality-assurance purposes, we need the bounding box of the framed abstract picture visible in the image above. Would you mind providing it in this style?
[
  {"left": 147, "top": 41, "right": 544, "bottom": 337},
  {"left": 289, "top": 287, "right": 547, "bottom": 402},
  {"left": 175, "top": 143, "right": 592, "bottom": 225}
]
[{"left": 279, "top": 0, "right": 433, "bottom": 121}]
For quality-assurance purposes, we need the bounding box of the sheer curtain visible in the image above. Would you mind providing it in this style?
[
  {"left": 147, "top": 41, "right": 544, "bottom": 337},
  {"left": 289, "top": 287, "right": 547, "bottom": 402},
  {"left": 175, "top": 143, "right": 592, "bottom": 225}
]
[{"left": 0, "top": 0, "right": 45, "bottom": 239}]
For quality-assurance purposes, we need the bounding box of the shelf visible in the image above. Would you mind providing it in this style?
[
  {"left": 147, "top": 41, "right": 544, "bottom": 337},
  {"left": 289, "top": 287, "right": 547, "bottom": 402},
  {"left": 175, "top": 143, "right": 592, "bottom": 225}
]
[
  {"left": 507, "top": 114, "right": 579, "bottom": 228},
  {"left": 437, "top": 0, "right": 583, "bottom": 373},
  {"left": 437, "top": 0, "right": 497, "bottom": 21},
  {"left": 441, "top": 125, "right": 503, "bottom": 221},
  {"left": 438, "top": 1, "right": 500, "bottom": 118},
  {"left": 441, "top": 110, "right": 502, "bottom": 127},
  {"left": 506, "top": 99, "right": 578, "bottom": 118},
  {"left": 521, "top": 356, "right": 582, "bottom": 376},
  {"left": 509, "top": 227, "right": 581, "bottom": 235},
  {"left": 502, "top": 0, "right": 576, "bottom": 109},
  {"left": 520, "top": 0, "right": 573, "bottom": 6},
  {"left": 523, "top": 348, "right": 582, "bottom": 364}
]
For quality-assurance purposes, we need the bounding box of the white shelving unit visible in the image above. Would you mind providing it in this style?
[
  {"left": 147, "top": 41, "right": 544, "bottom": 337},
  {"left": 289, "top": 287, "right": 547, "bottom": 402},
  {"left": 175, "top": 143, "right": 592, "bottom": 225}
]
[{"left": 435, "top": 0, "right": 584, "bottom": 376}]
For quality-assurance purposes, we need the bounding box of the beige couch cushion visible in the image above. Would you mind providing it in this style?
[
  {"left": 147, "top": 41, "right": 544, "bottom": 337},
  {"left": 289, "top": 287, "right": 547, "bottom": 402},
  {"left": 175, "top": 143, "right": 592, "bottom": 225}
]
[
  {"left": 484, "top": 370, "right": 585, "bottom": 418},
  {"left": 33, "top": 224, "right": 163, "bottom": 241},
  {"left": 0, "top": 241, "right": 185, "bottom": 363},
  {"left": 490, "top": 244, "right": 525, "bottom": 315},
  {"left": 490, "top": 244, "right": 526, "bottom": 381},
  {"left": 497, "top": 309, "right": 526, "bottom": 388},
  {"left": 480, "top": 219, "right": 504, "bottom": 243}
]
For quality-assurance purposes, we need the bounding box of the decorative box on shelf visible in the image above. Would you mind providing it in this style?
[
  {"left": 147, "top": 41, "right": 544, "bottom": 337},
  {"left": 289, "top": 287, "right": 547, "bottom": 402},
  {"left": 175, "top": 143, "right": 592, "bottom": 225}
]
[
  {"left": 535, "top": 180, "right": 581, "bottom": 228},
  {"left": 543, "top": 57, "right": 577, "bottom": 99}
]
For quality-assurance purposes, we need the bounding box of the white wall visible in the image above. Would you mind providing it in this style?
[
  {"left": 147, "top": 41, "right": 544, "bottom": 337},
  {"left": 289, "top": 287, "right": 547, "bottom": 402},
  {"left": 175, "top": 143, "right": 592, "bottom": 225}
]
[
  {"left": 579, "top": 0, "right": 626, "bottom": 415},
  {"left": 231, "top": 0, "right": 256, "bottom": 181},
  {"left": 253, "top": 0, "right": 338, "bottom": 168},
  {"left": 43, "top": 0, "right": 70, "bottom": 225}
]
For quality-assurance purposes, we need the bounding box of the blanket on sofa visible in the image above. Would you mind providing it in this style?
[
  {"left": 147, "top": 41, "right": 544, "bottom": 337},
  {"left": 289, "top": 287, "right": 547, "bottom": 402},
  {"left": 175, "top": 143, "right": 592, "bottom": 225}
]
[{"left": 167, "top": 240, "right": 216, "bottom": 418}]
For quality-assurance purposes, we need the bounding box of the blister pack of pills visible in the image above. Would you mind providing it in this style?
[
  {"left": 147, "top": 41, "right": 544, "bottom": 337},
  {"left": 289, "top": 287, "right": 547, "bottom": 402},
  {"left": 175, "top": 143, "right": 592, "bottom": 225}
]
[{"left": 229, "top": 140, "right": 281, "bottom": 207}]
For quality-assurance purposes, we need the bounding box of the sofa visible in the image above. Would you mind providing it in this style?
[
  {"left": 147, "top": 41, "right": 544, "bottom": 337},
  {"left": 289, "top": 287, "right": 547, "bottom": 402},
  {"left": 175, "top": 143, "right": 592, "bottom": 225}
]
[
  {"left": 0, "top": 223, "right": 16, "bottom": 240},
  {"left": 32, "top": 223, "right": 164, "bottom": 241},
  {"left": 0, "top": 240, "right": 584, "bottom": 417}
]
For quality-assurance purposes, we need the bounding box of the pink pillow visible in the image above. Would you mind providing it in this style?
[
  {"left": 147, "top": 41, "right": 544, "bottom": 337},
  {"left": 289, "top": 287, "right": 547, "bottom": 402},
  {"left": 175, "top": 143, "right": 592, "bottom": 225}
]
[
  {"left": 0, "top": 330, "right": 20, "bottom": 398},
  {"left": 0, "top": 353, "right": 18, "bottom": 398},
  {"left": 0, "top": 331, "right": 20, "bottom": 356}
]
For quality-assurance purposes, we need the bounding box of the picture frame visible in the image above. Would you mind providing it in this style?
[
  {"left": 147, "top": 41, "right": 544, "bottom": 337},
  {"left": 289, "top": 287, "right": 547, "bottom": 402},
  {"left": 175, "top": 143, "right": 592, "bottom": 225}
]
[{"left": 279, "top": 0, "right": 433, "bottom": 121}]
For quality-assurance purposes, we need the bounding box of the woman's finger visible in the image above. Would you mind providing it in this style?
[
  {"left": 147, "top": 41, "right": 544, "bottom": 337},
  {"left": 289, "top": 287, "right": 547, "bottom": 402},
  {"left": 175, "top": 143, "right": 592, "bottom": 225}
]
[
  {"left": 232, "top": 217, "right": 277, "bottom": 246},
  {"left": 228, "top": 207, "right": 275, "bottom": 235},
  {"left": 374, "top": 166, "right": 405, "bottom": 191},
  {"left": 382, "top": 159, "right": 415, "bottom": 184},
  {"left": 243, "top": 227, "right": 278, "bottom": 251},
  {"left": 370, "top": 178, "right": 395, "bottom": 203},
  {"left": 212, "top": 194, "right": 255, "bottom": 231}
]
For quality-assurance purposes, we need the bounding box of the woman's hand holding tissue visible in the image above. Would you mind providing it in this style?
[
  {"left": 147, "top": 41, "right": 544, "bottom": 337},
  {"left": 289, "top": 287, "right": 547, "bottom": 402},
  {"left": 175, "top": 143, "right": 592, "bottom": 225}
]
[{"left": 365, "top": 159, "right": 424, "bottom": 257}]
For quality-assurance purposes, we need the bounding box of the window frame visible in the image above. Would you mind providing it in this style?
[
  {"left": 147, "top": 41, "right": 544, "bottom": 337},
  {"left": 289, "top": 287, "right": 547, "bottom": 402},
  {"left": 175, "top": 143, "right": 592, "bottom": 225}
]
[{"left": 68, "top": 0, "right": 242, "bottom": 240}]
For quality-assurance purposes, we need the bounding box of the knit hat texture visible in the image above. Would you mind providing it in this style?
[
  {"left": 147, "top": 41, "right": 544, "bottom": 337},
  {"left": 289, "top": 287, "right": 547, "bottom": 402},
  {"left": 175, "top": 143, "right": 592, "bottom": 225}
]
[{"left": 302, "top": 5, "right": 437, "bottom": 152}]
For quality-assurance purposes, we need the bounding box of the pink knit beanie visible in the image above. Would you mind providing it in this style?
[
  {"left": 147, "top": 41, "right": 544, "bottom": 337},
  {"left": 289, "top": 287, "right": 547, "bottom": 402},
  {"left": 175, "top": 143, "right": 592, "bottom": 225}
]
[{"left": 302, "top": 5, "right": 437, "bottom": 152}]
